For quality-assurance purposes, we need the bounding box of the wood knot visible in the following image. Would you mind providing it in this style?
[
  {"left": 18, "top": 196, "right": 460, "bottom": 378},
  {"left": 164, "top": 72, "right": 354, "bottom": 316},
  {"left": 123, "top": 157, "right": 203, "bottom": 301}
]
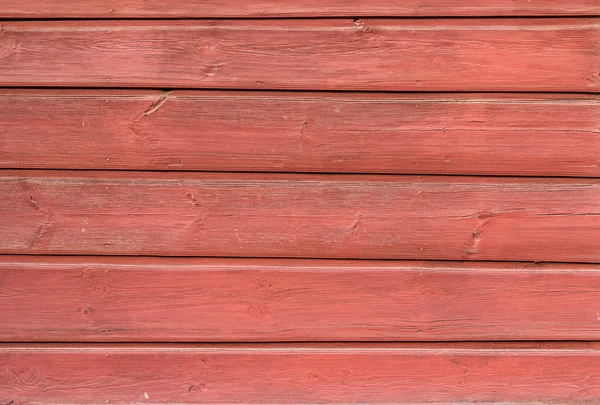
[
  {"left": 255, "top": 279, "right": 273, "bottom": 291},
  {"left": 199, "top": 39, "right": 221, "bottom": 53},
  {"left": 10, "top": 366, "right": 40, "bottom": 385},
  {"left": 307, "top": 372, "right": 326, "bottom": 382},
  {"left": 78, "top": 306, "right": 93, "bottom": 316},
  {"left": 368, "top": 35, "right": 384, "bottom": 47},
  {"left": 239, "top": 300, "right": 268, "bottom": 319},
  {"left": 0, "top": 36, "right": 18, "bottom": 59},
  {"left": 91, "top": 284, "right": 109, "bottom": 295},
  {"left": 80, "top": 267, "right": 96, "bottom": 277},
  {"left": 352, "top": 18, "right": 373, "bottom": 33},
  {"left": 419, "top": 285, "right": 444, "bottom": 300}
]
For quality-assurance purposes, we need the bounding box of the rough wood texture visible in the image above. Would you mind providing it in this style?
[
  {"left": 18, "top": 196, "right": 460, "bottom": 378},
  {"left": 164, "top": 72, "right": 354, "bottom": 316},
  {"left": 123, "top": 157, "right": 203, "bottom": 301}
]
[
  {"left": 2, "top": 0, "right": 599, "bottom": 18},
  {"left": 0, "top": 20, "right": 598, "bottom": 91},
  {"left": 2, "top": 171, "right": 600, "bottom": 262},
  {"left": 3, "top": 344, "right": 600, "bottom": 403},
  {"left": 2, "top": 1, "right": 600, "bottom": 403},
  {"left": 2, "top": 91, "right": 599, "bottom": 176},
  {"left": 2, "top": 256, "right": 600, "bottom": 342}
]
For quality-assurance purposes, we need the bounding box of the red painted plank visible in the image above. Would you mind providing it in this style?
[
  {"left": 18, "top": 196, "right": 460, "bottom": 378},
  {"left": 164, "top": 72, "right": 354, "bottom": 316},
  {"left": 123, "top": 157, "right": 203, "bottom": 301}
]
[
  {"left": 2, "top": 0, "right": 599, "bottom": 18},
  {"left": 0, "top": 20, "right": 598, "bottom": 91},
  {"left": 2, "top": 343, "right": 600, "bottom": 403},
  {"left": 2, "top": 256, "right": 600, "bottom": 342},
  {"left": 1, "top": 91, "right": 599, "bottom": 177},
  {"left": 1, "top": 171, "right": 600, "bottom": 262}
]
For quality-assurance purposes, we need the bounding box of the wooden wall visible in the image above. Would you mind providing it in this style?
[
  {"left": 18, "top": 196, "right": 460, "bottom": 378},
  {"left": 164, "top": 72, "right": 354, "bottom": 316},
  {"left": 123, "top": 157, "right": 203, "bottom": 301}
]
[{"left": 0, "top": 2, "right": 599, "bottom": 403}]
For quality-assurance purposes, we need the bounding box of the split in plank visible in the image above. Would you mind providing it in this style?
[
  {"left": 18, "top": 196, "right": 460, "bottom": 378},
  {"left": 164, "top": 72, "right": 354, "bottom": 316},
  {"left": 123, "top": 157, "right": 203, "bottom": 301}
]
[
  {"left": 2, "top": 256, "right": 600, "bottom": 342},
  {"left": 1, "top": 90, "right": 599, "bottom": 177},
  {"left": 0, "top": 19, "right": 598, "bottom": 91},
  {"left": 2, "top": 171, "right": 600, "bottom": 262},
  {"left": 3, "top": 343, "right": 600, "bottom": 403}
]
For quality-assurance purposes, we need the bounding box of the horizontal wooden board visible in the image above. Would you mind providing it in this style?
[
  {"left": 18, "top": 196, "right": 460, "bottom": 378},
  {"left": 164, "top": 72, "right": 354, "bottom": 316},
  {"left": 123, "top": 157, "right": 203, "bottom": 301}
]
[
  {"left": 2, "top": 256, "right": 600, "bottom": 342},
  {"left": 1, "top": 171, "right": 600, "bottom": 262},
  {"left": 0, "top": 20, "right": 598, "bottom": 91},
  {"left": 2, "top": 91, "right": 599, "bottom": 176},
  {"left": 3, "top": 343, "right": 600, "bottom": 403},
  {"left": 2, "top": 0, "right": 600, "bottom": 18}
]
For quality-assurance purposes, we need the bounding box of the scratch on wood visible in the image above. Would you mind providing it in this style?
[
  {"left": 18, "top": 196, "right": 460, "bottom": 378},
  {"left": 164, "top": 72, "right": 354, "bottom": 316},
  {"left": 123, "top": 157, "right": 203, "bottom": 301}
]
[
  {"left": 472, "top": 218, "right": 491, "bottom": 238},
  {"left": 127, "top": 93, "right": 169, "bottom": 150},
  {"left": 454, "top": 209, "right": 529, "bottom": 220},
  {"left": 348, "top": 213, "right": 363, "bottom": 235},
  {"left": 130, "top": 93, "right": 169, "bottom": 124},
  {"left": 29, "top": 196, "right": 42, "bottom": 210},
  {"left": 463, "top": 218, "right": 490, "bottom": 256},
  {"left": 139, "top": 95, "right": 168, "bottom": 119},
  {"left": 300, "top": 120, "right": 309, "bottom": 133},
  {"left": 201, "top": 63, "right": 224, "bottom": 79},
  {"left": 188, "top": 214, "right": 207, "bottom": 228},
  {"left": 28, "top": 196, "right": 56, "bottom": 248},
  {"left": 298, "top": 119, "right": 312, "bottom": 154},
  {"left": 30, "top": 218, "right": 54, "bottom": 248},
  {"left": 186, "top": 192, "right": 201, "bottom": 208},
  {"left": 29, "top": 196, "right": 52, "bottom": 214}
]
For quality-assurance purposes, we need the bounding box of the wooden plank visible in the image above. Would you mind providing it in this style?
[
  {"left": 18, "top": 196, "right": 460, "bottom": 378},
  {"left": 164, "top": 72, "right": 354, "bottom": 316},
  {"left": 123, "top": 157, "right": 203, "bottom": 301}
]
[
  {"left": 2, "top": 91, "right": 599, "bottom": 177},
  {"left": 3, "top": 343, "right": 600, "bottom": 403},
  {"left": 2, "top": 256, "right": 600, "bottom": 342},
  {"left": 2, "top": 0, "right": 600, "bottom": 18},
  {"left": 1, "top": 171, "right": 600, "bottom": 262},
  {"left": 0, "top": 20, "right": 598, "bottom": 92}
]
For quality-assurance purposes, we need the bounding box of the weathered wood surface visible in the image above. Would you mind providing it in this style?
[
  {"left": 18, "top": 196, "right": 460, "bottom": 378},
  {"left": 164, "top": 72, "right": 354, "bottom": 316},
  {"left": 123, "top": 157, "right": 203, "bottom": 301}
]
[
  {"left": 2, "top": 91, "right": 599, "bottom": 176},
  {"left": 0, "top": 20, "right": 598, "bottom": 91},
  {"left": 2, "top": 343, "right": 600, "bottom": 403},
  {"left": 2, "top": 256, "right": 600, "bottom": 342},
  {"left": 2, "top": 0, "right": 599, "bottom": 18},
  {"left": 2, "top": 171, "right": 599, "bottom": 262},
  {"left": 2, "top": 0, "right": 600, "bottom": 403}
]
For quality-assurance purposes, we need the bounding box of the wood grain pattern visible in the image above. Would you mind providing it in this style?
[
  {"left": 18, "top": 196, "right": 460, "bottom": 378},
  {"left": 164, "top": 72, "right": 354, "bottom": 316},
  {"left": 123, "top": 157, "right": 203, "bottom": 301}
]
[
  {"left": 2, "top": 0, "right": 600, "bottom": 18},
  {"left": 3, "top": 343, "right": 600, "bottom": 403},
  {"left": 2, "top": 1, "right": 599, "bottom": 403},
  {"left": 2, "top": 91, "right": 599, "bottom": 176},
  {"left": 0, "top": 20, "right": 598, "bottom": 91},
  {"left": 2, "top": 171, "right": 600, "bottom": 262},
  {"left": 2, "top": 256, "right": 600, "bottom": 342}
]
